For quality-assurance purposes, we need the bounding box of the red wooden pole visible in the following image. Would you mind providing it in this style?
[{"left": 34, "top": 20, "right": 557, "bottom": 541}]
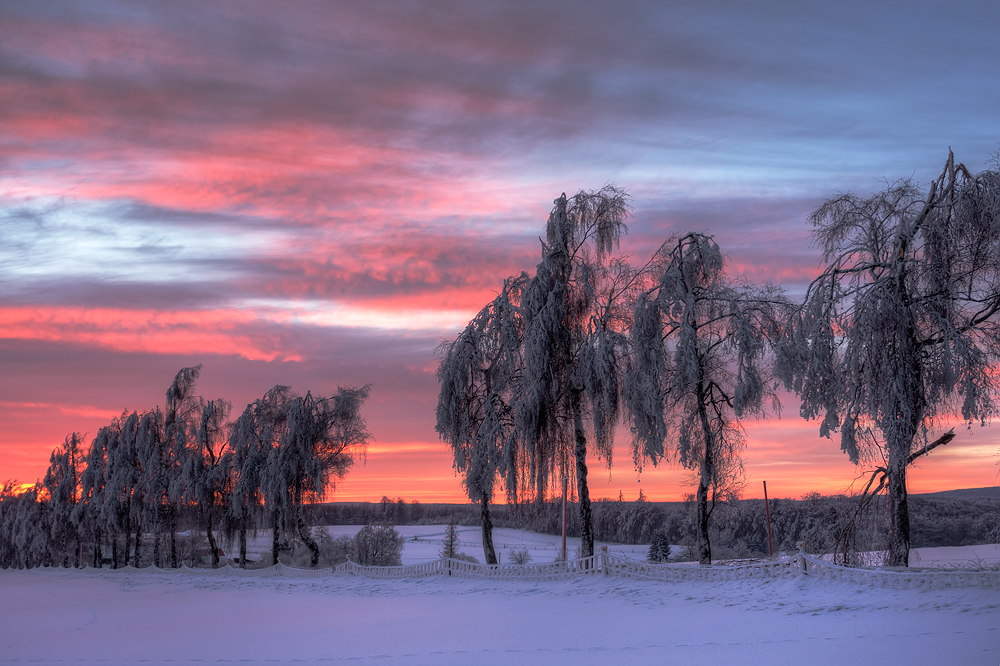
[
  {"left": 561, "top": 476, "right": 568, "bottom": 561},
  {"left": 763, "top": 480, "right": 774, "bottom": 557}
]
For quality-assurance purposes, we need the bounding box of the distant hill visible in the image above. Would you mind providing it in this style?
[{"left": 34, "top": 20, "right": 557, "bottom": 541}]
[{"left": 913, "top": 486, "right": 1000, "bottom": 500}]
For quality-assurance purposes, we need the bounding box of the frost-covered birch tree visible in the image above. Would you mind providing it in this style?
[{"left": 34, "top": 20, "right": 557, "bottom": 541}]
[
  {"left": 0, "top": 482, "right": 20, "bottom": 567},
  {"left": 1, "top": 482, "right": 50, "bottom": 568},
  {"left": 271, "top": 388, "right": 371, "bottom": 567},
  {"left": 224, "top": 385, "right": 290, "bottom": 567},
  {"left": 437, "top": 274, "right": 527, "bottom": 564},
  {"left": 778, "top": 151, "right": 1000, "bottom": 566},
  {"left": 73, "top": 425, "right": 116, "bottom": 567},
  {"left": 517, "top": 187, "right": 637, "bottom": 559},
  {"left": 98, "top": 418, "right": 130, "bottom": 568},
  {"left": 628, "top": 233, "right": 784, "bottom": 564},
  {"left": 109, "top": 412, "right": 142, "bottom": 566},
  {"left": 43, "top": 433, "right": 82, "bottom": 567},
  {"left": 162, "top": 366, "right": 202, "bottom": 568},
  {"left": 135, "top": 408, "right": 168, "bottom": 566},
  {"left": 184, "top": 399, "right": 231, "bottom": 567}
]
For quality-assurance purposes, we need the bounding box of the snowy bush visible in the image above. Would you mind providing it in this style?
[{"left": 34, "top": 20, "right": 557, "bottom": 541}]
[
  {"left": 507, "top": 546, "right": 531, "bottom": 565},
  {"left": 283, "top": 528, "right": 354, "bottom": 568},
  {"left": 353, "top": 523, "right": 403, "bottom": 566},
  {"left": 322, "top": 533, "right": 356, "bottom": 566},
  {"left": 287, "top": 540, "right": 313, "bottom": 567}
]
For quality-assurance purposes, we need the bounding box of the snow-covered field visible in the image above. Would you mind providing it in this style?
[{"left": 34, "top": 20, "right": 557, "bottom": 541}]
[
  {"left": 2, "top": 529, "right": 999, "bottom": 665},
  {"left": 329, "top": 524, "right": 1000, "bottom": 568},
  {"left": 325, "top": 524, "right": 656, "bottom": 563}
]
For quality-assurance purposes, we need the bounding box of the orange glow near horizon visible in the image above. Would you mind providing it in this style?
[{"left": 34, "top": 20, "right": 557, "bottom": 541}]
[{"left": 5, "top": 408, "right": 997, "bottom": 503}]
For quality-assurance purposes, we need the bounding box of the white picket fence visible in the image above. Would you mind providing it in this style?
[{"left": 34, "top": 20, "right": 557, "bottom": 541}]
[
  {"left": 604, "top": 553, "right": 801, "bottom": 583},
  {"left": 77, "top": 549, "right": 1000, "bottom": 589},
  {"left": 332, "top": 549, "right": 1000, "bottom": 588},
  {"left": 336, "top": 554, "right": 606, "bottom": 581},
  {"left": 798, "top": 553, "right": 1000, "bottom": 590}
]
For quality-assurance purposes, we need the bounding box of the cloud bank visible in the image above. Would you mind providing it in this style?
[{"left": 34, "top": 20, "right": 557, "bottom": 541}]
[{"left": 2, "top": 0, "right": 998, "bottom": 498}]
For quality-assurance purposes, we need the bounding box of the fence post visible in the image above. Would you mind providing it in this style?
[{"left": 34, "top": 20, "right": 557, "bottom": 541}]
[
  {"left": 600, "top": 546, "right": 609, "bottom": 576},
  {"left": 797, "top": 541, "right": 808, "bottom": 576}
]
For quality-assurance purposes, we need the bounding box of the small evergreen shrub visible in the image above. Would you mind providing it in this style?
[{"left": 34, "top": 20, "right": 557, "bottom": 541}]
[
  {"left": 647, "top": 531, "right": 671, "bottom": 563},
  {"left": 440, "top": 518, "right": 461, "bottom": 559}
]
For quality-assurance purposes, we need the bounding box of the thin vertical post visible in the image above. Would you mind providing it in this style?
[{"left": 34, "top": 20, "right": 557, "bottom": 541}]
[
  {"left": 561, "top": 476, "right": 569, "bottom": 561},
  {"left": 763, "top": 481, "right": 774, "bottom": 557}
]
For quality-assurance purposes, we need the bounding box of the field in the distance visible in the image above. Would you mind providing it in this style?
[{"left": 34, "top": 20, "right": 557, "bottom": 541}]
[
  {"left": 2, "top": 528, "right": 998, "bottom": 665},
  {"left": 306, "top": 524, "right": 1000, "bottom": 567}
]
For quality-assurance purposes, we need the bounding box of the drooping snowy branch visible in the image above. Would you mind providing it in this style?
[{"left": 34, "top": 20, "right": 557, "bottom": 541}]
[{"left": 628, "top": 233, "right": 787, "bottom": 563}]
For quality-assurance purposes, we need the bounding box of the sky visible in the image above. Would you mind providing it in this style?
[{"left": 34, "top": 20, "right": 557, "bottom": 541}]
[{"left": 2, "top": 0, "right": 999, "bottom": 502}]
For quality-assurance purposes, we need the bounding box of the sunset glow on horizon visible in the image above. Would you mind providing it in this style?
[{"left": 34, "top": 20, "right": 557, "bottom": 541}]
[{"left": 3, "top": 1, "right": 1000, "bottom": 503}]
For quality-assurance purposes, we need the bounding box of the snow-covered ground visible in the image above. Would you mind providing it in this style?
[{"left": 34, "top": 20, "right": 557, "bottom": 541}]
[
  {"left": 908, "top": 543, "right": 1000, "bottom": 568},
  {"left": 3, "top": 528, "right": 999, "bottom": 666}
]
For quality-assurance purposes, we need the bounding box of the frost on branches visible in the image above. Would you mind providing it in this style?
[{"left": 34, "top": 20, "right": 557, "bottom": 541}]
[
  {"left": 628, "top": 233, "right": 786, "bottom": 564},
  {"left": 778, "top": 151, "right": 1000, "bottom": 566}
]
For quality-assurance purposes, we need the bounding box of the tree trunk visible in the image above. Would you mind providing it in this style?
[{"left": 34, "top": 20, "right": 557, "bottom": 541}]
[
  {"left": 93, "top": 529, "right": 102, "bottom": 568},
  {"left": 571, "top": 388, "right": 594, "bottom": 559},
  {"left": 60, "top": 528, "right": 69, "bottom": 568},
  {"left": 886, "top": 459, "right": 909, "bottom": 567},
  {"left": 886, "top": 408, "right": 919, "bottom": 568},
  {"left": 122, "top": 515, "right": 130, "bottom": 567},
  {"left": 168, "top": 505, "right": 178, "bottom": 568},
  {"left": 111, "top": 531, "right": 119, "bottom": 569},
  {"left": 695, "top": 469, "right": 712, "bottom": 565},
  {"left": 295, "top": 484, "right": 320, "bottom": 567},
  {"left": 695, "top": 378, "right": 714, "bottom": 565},
  {"left": 133, "top": 525, "right": 142, "bottom": 566},
  {"left": 884, "top": 228, "right": 924, "bottom": 568},
  {"left": 239, "top": 525, "right": 247, "bottom": 568},
  {"left": 206, "top": 512, "right": 219, "bottom": 568},
  {"left": 271, "top": 510, "right": 280, "bottom": 566},
  {"left": 153, "top": 517, "right": 161, "bottom": 567},
  {"left": 884, "top": 335, "right": 923, "bottom": 568},
  {"left": 480, "top": 491, "right": 497, "bottom": 565}
]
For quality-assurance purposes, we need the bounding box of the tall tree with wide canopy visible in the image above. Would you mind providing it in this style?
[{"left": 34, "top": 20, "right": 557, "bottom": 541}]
[
  {"left": 778, "top": 151, "right": 1000, "bottom": 566},
  {"left": 517, "top": 186, "right": 638, "bottom": 559},
  {"left": 437, "top": 274, "right": 528, "bottom": 564},
  {"left": 628, "top": 233, "right": 784, "bottom": 564}
]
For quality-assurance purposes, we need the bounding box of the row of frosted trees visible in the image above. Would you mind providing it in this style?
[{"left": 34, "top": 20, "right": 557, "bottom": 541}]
[
  {"left": 437, "top": 151, "right": 1000, "bottom": 567},
  {"left": 0, "top": 367, "right": 371, "bottom": 569}
]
